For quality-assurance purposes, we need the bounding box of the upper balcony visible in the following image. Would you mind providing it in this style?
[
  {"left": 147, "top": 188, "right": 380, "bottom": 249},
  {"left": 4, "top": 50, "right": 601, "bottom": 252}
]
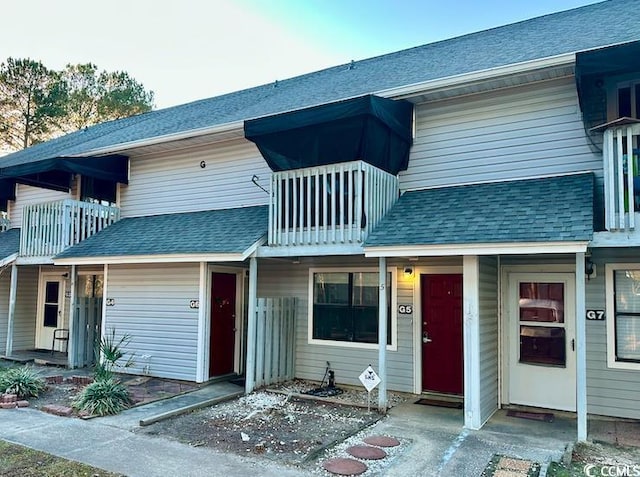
[
  {"left": 0, "top": 216, "right": 9, "bottom": 233},
  {"left": 19, "top": 199, "right": 120, "bottom": 261},
  {"left": 601, "top": 120, "right": 640, "bottom": 231},
  {"left": 268, "top": 160, "right": 398, "bottom": 249}
]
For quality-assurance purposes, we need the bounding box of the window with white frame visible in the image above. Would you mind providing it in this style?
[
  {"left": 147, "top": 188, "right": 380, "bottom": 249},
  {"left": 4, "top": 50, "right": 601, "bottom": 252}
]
[
  {"left": 309, "top": 268, "right": 396, "bottom": 348},
  {"left": 606, "top": 264, "right": 640, "bottom": 369}
]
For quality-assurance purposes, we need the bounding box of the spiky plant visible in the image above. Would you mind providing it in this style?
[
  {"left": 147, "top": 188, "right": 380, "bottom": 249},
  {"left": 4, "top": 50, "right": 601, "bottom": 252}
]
[
  {"left": 0, "top": 366, "right": 46, "bottom": 398},
  {"left": 72, "top": 378, "right": 131, "bottom": 416},
  {"left": 94, "top": 328, "right": 136, "bottom": 381}
]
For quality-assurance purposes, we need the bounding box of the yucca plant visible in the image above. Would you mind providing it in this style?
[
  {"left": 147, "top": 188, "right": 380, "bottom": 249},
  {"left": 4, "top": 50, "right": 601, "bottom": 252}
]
[
  {"left": 0, "top": 366, "right": 46, "bottom": 398},
  {"left": 94, "top": 328, "right": 136, "bottom": 381},
  {"left": 72, "top": 377, "right": 131, "bottom": 416}
]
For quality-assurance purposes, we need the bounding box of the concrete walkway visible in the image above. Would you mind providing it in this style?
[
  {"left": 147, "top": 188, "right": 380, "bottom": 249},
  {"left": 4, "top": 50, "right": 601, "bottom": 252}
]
[
  {"left": 0, "top": 406, "right": 311, "bottom": 477},
  {"left": 0, "top": 387, "right": 584, "bottom": 477}
]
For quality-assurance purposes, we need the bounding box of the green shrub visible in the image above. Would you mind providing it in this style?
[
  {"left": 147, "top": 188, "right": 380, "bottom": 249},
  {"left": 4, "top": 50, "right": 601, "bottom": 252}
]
[
  {"left": 72, "top": 378, "right": 131, "bottom": 416},
  {"left": 0, "top": 366, "right": 46, "bottom": 398}
]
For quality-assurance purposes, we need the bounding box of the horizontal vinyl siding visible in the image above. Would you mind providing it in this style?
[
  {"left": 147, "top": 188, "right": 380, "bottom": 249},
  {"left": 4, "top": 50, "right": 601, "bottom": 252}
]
[
  {"left": 13, "top": 266, "right": 38, "bottom": 350},
  {"left": 9, "top": 184, "right": 71, "bottom": 229},
  {"left": 401, "top": 78, "right": 602, "bottom": 191},
  {"left": 120, "top": 140, "right": 271, "bottom": 218},
  {"left": 479, "top": 256, "right": 499, "bottom": 424},
  {"left": 257, "top": 256, "right": 415, "bottom": 393},
  {"left": 585, "top": 249, "right": 640, "bottom": 419},
  {"left": 105, "top": 263, "right": 200, "bottom": 381}
]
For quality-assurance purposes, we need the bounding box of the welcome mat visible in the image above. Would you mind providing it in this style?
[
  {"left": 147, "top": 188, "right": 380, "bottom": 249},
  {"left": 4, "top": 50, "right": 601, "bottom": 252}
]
[
  {"left": 506, "top": 410, "right": 554, "bottom": 422},
  {"left": 415, "top": 399, "right": 463, "bottom": 409},
  {"left": 481, "top": 454, "right": 540, "bottom": 477}
]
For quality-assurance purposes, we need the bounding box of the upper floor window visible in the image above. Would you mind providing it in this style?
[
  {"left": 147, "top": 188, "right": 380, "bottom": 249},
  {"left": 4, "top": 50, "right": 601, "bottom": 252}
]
[
  {"left": 617, "top": 81, "right": 640, "bottom": 119},
  {"left": 80, "top": 176, "right": 117, "bottom": 207}
]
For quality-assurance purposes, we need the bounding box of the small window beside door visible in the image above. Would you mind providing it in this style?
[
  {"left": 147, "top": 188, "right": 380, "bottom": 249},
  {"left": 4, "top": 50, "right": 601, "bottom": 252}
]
[
  {"left": 518, "top": 282, "right": 566, "bottom": 367},
  {"left": 606, "top": 265, "right": 640, "bottom": 370}
]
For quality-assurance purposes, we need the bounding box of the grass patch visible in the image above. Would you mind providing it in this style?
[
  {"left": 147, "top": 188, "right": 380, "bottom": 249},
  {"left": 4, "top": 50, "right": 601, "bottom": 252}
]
[{"left": 0, "top": 440, "right": 123, "bottom": 476}]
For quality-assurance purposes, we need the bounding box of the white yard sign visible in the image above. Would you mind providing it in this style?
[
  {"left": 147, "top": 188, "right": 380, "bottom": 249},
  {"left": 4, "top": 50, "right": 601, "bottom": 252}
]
[{"left": 359, "top": 365, "right": 381, "bottom": 392}]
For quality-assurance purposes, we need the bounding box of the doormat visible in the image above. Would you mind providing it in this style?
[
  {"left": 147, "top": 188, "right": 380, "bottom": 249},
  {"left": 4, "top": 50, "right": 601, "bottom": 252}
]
[
  {"left": 506, "top": 410, "right": 554, "bottom": 422},
  {"left": 415, "top": 399, "right": 463, "bottom": 409},
  {"left": 480, "top": 454, "right": 540, "bottom": 477},
  {"left": 229, "top": 377, "right": 245, "bottom": 387}
]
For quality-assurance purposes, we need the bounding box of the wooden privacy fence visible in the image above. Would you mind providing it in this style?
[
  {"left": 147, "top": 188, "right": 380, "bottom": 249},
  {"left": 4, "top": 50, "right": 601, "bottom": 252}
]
[
  {"left": 71, "top": 297, "right": 102, "bottom": 368},
  {"left": 252, "top": 297, "right": 296, "bottom": 388}
]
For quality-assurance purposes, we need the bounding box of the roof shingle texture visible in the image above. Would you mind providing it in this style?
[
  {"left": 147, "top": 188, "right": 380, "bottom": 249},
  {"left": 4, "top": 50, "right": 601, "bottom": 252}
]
[
  {"left": 55, "top": 206, "right": 268, "bottom": 259},
  {"left": 365, "top": 174, "right": 594, "bottom": 247},
  {"left": 2, "top": 0, "right": 639, "bottom": 167},
  {"left": 0, "top": 228, "right": 20, "bottom": 261}
]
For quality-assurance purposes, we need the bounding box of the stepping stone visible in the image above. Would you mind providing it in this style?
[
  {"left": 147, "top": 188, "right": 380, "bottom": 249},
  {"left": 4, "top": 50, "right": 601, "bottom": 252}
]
[
  {"left": 41, "top": 404, "right": 73, "bottom": 416},
  {"left": 347, "top": 445, "right": 387, "bottom": 460},
  {"left": 363, "top": 435, "right": 400, "bottom": 447},
  {"left": 322, "top": 458, "right": 368, "bottom": 475}
]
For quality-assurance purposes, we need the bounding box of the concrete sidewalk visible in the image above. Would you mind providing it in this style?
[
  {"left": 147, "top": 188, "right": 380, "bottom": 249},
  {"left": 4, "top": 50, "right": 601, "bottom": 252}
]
[
  {"left": 0, "top": 406, "right": 311, "bottom": 477},
  {"left": 0, "top": 394, "right": 580, "bottom": 477}
]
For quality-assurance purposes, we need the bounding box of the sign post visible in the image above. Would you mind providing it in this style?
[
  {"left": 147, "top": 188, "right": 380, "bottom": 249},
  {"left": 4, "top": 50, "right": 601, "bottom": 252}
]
[{"left": 359, "top": 365, "right": 381, "bottom": 412}]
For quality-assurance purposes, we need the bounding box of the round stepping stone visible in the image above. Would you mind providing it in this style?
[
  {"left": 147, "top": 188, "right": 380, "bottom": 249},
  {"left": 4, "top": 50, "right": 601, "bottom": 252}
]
[
  {"left": 322, "top": 458, "right": 368, "bottom": 475},
  {"left": 347, "top": 445, "right": 387, "bottom": 460},
  {"left": 363, "top": 435, "right": 400, "bottom": 447}
]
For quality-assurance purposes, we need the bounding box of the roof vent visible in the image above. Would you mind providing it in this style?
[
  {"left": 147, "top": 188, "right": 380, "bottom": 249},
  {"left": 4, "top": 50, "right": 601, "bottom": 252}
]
[
  {"left": 348, "top": 60, "right": 355, "bottom": 70},
  {"left": 273, "top": 79, "right": 279, "bottom": 88}
]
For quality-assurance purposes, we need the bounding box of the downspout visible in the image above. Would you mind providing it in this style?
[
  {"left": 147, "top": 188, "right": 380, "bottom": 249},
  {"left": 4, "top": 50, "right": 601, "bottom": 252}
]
[
  {"left": 378, "top": 256, "right": 388, "bottom": 411},
  {"left": 245, "top": 256, "right": 258, "bottom": 394},
  {"left": 67, "top": 265, "right": 77, "bottom": 368},
  {"left": 5, "top": 263, "right": 17, "bottom": 356}
]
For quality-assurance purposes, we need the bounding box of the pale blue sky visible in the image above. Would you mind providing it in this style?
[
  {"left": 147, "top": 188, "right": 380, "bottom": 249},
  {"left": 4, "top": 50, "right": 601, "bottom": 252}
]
[{"left": 2, "top": 0, "right": 601, "bottom": 108}]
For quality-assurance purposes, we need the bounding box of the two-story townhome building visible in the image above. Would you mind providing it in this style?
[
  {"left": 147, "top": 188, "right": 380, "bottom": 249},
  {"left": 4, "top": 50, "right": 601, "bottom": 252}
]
[{"left": 1, "top": 0, "right": 639, "bottom": 441}]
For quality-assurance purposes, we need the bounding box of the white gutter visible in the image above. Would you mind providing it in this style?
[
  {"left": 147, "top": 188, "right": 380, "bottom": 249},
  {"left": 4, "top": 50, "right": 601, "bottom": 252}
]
[
  {"left": 73, "top": 52, "right": 577, "bottom": 158},
  {"left": 376, "top": 52, "right": 576, "bottom": 99},
  {"left": 72, "top": 120, "right": 244, "bottom": 157},
  {"left": 0, "top": 253, "right": 17, "bottom": 268}
]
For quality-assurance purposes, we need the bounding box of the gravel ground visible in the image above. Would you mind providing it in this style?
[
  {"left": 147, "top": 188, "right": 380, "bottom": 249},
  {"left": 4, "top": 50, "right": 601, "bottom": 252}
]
[{"left": 137, "top": 380, "right": 410, "bottom": 471}]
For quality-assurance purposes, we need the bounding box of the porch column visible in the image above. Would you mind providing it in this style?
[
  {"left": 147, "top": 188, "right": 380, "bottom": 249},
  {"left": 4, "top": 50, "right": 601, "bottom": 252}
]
[
  {"left": 378, "top": 256, "right": 387, "bottom": 412},
  {"left": 67, "top": 265, "right": 77, "bottom": 368},
  {"left": 575, "top": 252, "right": 587, "bottom": 441},
  {"left": 245, "top": 257, "right": 258, "bottom": 394},
  {"left": 463, "top": 256, "right": 481, "bottom": 429},
  {"left": 196, "top": 262, "right": 207, "bottom": 383},
  {"left": 5, "top": 263, "right": 17, "bottom": 356}
]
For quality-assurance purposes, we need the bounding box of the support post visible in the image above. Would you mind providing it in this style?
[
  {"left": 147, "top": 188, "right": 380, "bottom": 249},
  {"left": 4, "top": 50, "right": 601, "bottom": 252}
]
[
  {"left": 245, "top": 257, "right": 258, "bottom": 394},
  {"left": 463, "top": 256, "right": 481, "bottom": 429},
  {"left": 378, "top": 256, "right": 387, "bottom": 412},
  {"left": 5, "top": 263, "right": 18, "bottom": 357},
  {"left": 576, "top": 252, "right": 587, "bottom": 441},
  {"left": 67, "top": 265, "right": 77, "bottom": 368}
]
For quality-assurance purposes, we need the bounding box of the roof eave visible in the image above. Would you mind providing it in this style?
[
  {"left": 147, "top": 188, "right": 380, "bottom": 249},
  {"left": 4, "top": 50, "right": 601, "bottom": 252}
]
[{"left": 364, "top": 241, "right": 590, "bottom": 257}]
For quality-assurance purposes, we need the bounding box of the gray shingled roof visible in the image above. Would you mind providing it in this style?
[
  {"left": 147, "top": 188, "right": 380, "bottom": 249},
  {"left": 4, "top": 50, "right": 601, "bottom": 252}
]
[
  {"left": 0, "top": 228, "right": 20, "bottom": 262},
  {"left": 2, "top": 0, "right": 639, "bottom": 168},
  {"left": 365, "top": 174, "right": 594, "bottom": 247},
  {"left": 55, "top": 206, "right": 267, "bottom": 259}
]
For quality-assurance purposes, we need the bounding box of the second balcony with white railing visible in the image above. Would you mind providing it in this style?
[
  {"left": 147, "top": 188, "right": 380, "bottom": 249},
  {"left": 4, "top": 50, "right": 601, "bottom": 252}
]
[
  {"left": 0, "top": 216, "right": 9, "bottom": 233},
  {"left": 268, "top": 160, "right": 399, "bottom": 249},
  {"left": 20, "top": 199, "right": 120, "bottom": 259},
  {"left": 603, "top": 122, "right": 640, "bottom": 231}
]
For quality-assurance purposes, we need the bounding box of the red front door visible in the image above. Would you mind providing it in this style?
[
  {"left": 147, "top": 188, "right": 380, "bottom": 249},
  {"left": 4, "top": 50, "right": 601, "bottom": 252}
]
[
  {"left": 421, "top": 274, "right": 463, "bottom": 394},
  {"left": 209, "top": 273, "right": 237, "bottom": 377}
]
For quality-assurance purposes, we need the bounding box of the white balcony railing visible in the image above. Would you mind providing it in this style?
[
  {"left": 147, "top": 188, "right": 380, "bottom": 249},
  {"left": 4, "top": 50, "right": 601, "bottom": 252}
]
[
  {"left": 603, "top": 123, "right": 640, "bottom": 231},
  {"left": 20, "top": 199, "right": 120, "bottom": 258},
  {"left": 269, "top": 160, "right": 399, "bottom": 247},
  {"left": 0, "top": 216, "right": 9, "bottom": 232}
]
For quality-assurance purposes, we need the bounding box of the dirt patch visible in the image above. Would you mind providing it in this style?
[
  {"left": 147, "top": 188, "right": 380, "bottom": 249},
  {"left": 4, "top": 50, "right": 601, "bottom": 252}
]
[
  {"left": 137, "top": 390, "right": 384, "bottom": 465},
  {"left": 572, "top": 441, "right": 640, "bottom": 467}
]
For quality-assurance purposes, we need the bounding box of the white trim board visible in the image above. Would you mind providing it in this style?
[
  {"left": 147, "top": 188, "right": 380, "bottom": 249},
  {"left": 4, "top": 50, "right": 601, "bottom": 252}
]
[
  {"left": 365, "top": 242, "right": 589, "bottom": 257},
  {"left": 54, "top": 252, "right": 247, "bottom": 266}
]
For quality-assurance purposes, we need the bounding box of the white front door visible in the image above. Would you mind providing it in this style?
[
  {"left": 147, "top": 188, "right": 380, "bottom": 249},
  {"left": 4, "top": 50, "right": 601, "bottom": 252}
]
[
  {"left": 36, "top": 276, "right": 65, "bottom": 350},
  {"left": 508, "top": 273, "right": 576, "bottom": 411}
]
